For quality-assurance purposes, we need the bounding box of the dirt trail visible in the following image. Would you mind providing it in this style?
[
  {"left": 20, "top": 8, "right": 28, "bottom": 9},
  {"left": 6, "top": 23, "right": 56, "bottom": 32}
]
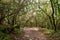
[
  {"left": 10, "top": 27, "right": 60, "bottom": 40},
  {"left": 21, "top": 27, "right": 48, "bottom": 40}
]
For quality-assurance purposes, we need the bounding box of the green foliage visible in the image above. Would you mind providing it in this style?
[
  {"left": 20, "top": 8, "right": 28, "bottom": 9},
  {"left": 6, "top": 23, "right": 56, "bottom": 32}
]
[
  {"left": 0, "top": 32, "right": 10, "bottom": 40},
  {"left": 0, "top": 0, "right": 60, "bottom": 39},
  {"left": 14, "top": 28, "right": 23, "bottom": 34},
  {"left": 43, "top": 28, "right": 54, "bottom": 35},
  {"left": 0, "top": 25, "right": 5, "bottom": 31}
]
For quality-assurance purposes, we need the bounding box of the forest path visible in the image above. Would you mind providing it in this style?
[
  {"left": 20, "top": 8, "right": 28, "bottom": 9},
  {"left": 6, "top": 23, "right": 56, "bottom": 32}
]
[
  {"left": 21, "top": 27, "right": 48, "bottom": 40},
  {"left": 10, "top": 27, "right": 60, "bottom": 40}
]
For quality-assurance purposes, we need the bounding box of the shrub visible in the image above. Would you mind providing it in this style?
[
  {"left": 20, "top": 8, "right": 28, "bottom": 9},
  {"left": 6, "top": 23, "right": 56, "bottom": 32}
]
[
  {"left": 0, "top": 32, "right": 10, "bottom": 40},
  {"left": 14, "top": 28, "right": 23, "bottom": 34}
]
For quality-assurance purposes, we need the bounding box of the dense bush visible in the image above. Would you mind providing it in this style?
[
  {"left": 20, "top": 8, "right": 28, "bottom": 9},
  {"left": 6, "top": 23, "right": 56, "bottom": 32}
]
[{"left": 0, "top": 32, "right": 10, "bottom": 40}]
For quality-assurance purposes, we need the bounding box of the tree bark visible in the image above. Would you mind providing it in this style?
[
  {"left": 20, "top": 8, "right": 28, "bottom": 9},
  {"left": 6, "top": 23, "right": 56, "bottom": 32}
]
[{"left": 50, "top": 0, "right": 56, "bottom": 32}]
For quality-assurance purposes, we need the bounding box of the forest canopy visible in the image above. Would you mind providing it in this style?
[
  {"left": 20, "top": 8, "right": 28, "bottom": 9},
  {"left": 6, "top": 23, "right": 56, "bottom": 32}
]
[{"left": 0, "top": 0, "right": 60, "bottom": 32}]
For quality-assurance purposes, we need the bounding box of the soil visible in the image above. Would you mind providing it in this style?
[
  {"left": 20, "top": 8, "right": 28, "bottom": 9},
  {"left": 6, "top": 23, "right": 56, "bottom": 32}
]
[{"left": 10, "top": 27, "right": 60, "bottom": 40}]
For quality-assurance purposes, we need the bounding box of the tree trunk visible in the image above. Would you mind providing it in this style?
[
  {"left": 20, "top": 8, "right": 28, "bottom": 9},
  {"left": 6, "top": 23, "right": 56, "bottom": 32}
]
[{"left": 50, "top": 0, "right": 56, "bottom": 32}]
